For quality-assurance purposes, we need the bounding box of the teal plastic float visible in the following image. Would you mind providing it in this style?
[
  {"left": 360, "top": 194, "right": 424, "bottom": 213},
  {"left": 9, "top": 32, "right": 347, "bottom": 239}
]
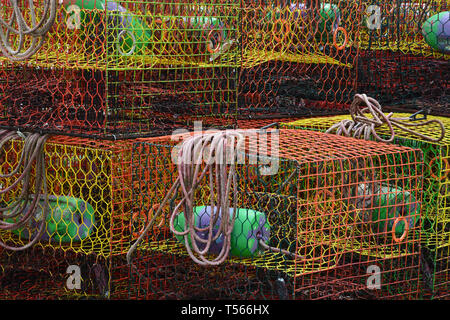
[
  {"left": 173, "top": 206, "right": 270, "bottom": 258},
  {"left": 6, "top": 195, "right": 95, "bottom": 242},
  {"left": 422, "top": 11, "right": 450, "bottom": 54}
]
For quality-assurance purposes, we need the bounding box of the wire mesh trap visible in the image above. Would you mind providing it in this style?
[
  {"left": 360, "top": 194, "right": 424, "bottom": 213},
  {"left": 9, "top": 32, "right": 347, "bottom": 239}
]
[
  {"left": 0, "top": 134, "right": 167, "bottom": 298},
  {"left": 0, "top": 246, "right": 113, "bottom": 299},
  {"left": 0, "top": 0, "right": 240, "bottom": 139},
  {"left": 127, "top": 129, "right": 422, "bottom": 299},
  {"left": 282, "top": 113, "right": 450, "bottom": 299},
  {"left": 356, "top": 0, "right": 449, "bottom": 116},
  {"left": 0, "top": 135, "right": 137, "bottom": 255},
  {"left": 237, "top": 0, "right": 362, "bottom": 119},
  {"left": 0, "top": 0, "right": 447, "bottom": 302},
  {"left": 358, "top": 0, "right": 449, "bottom": 58},
  {"left": 357, "top": 49, "right": 449, "bottom": 117},
  {"left": 0, "top": 0, "right": 448, "bottom": 139}
]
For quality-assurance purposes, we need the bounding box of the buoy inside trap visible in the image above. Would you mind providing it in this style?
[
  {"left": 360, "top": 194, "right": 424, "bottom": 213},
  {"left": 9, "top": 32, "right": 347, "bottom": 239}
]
[
  {"left": 64, "top": 0, "right": 152, "bottom": 56},
  {"left": 422, "top": 11, "right": 450, "bottom": 54},
  {"left": 173, "top": 206, "right": 270, "bottom": 258},
  {"left": 6, "top": 195, "right": 95, "bottom": 242},
  {"left": 265, "top": 2, "right": 341, "bottom": 35},
  {"left": 357, "top": 184, "right": 420, "bottom": 241}
]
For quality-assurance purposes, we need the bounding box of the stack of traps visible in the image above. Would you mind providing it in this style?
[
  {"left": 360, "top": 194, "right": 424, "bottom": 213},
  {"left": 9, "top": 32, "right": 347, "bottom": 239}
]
[
  {"left": 0, "top": 0, "right": 361, "bottom": 139},
  {"left": 282, "top": 114, "right": 450, "bottom": 299},
  {"left": 128, "top": 129, "right": 422, "bottom": 300}
]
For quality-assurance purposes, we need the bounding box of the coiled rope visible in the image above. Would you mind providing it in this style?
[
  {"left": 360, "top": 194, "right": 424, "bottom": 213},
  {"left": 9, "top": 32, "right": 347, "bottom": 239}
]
[
  {"left": 0, "top": 130, "right": 49, "bottom": 251},
  {"left": 326, "top": 94, "right": 445, "bottom": 143},
  {"left": 127, "top": 130, "right": 303, "bottom": 269},
  {"left": 0, "top": 0, "right": 58, "bottom": 61}
]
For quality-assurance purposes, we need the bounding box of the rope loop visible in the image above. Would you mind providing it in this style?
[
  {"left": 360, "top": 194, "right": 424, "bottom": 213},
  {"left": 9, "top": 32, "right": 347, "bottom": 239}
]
[
  {"left": 327, "top": 94, "right": 446, "bottom": 143},
  {"left": 127, "top": 130, "right": 304, "bottom": 271},
  {"left": 0, "top": 0, "right": 57, "bottom": 61},
  {"left": 0, "top": 130, "right": 50, "bottom": 251}
]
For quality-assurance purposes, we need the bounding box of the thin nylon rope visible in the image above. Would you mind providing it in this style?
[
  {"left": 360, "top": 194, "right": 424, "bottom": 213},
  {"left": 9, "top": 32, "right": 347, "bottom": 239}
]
[
  {"left": 127, "top": 130, "right": 304, "bottom": 273},
  {"left": 0, "top": 130, "right": 50, "bottom": 251},
  {"left": 0, "top": 0, "right": 57, "bottom": 61},
  {"left": 326, "top": 94, "right": 445, "bottom": 143}
]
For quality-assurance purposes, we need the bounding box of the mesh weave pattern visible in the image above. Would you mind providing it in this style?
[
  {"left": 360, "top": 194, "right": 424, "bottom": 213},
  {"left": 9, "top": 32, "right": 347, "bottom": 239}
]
[
  {"left": 282, "top": 114, "right": 450, "bottom": 299},
  {"left": 128, "top": 129, "right": 422, "bottom": 299}
]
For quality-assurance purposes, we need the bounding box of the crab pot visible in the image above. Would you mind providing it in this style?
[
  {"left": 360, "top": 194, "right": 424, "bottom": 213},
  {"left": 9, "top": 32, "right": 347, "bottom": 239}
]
[
  {"left": 237, "top": 0, "right": 362, "bottom": 119},
  {"left": 358, "top": 0, "right": 449, "bottom": 56},
  {"left": 282, "top": 113, "right": 450, "bottom": 299},
  {"left": 356, "top": 50, "right": 449, "bottom": 117},
  {"left": 356, "top": 0, "right": 449, "bottom": 116},
  {"left": 0, "top": 61, "right": 238, "bottom": 140},
  {"left": 0, "top": 135, "right": 167, "bottom": 298},
  {"left": 128, "top": 129, "right": 422, "bottom": 299}
]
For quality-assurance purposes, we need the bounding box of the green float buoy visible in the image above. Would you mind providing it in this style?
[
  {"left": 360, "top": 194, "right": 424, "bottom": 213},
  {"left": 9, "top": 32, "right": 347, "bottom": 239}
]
[
  {"left": 6, "top": 195, "right": 95, "bottom": 242},
  {"left": 173, "top": 205, "right": 270, "bottom": 258},
  {"left": 264, "top": 2, "right": 340, "bottom": 34},
  {"left": 318, "top": 3, "right": 341, "bottom": 33}
]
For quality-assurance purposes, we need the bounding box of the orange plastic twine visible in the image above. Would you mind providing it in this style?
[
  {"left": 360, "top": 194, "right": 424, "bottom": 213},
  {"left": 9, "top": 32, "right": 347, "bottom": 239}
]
[{"left": 273, "top": 19, "right": 290, "bottom": 43}]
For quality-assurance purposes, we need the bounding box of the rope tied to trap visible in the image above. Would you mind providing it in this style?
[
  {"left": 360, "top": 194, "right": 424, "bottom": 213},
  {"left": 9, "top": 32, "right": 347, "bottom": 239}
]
[
  {"left": 0, "top": 0, "right": 58, "bottom": 61},
  {"left": 127, "top": 130, "right": 304, "bottom": 269},
  {"left": 326, "top": 94, "right": 445, "bottom": 143},
  {"left": 0, "top": 130, "right": 50, "bottom": 251}
]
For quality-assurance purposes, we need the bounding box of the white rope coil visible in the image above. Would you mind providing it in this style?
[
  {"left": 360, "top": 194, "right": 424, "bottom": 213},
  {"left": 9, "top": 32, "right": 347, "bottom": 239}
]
[
  {"left": 0, "top": 0, "right": 57, "bottom": 61},
  {"left": 326, "top": 94, "right": 445, "bottom": 143}
]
